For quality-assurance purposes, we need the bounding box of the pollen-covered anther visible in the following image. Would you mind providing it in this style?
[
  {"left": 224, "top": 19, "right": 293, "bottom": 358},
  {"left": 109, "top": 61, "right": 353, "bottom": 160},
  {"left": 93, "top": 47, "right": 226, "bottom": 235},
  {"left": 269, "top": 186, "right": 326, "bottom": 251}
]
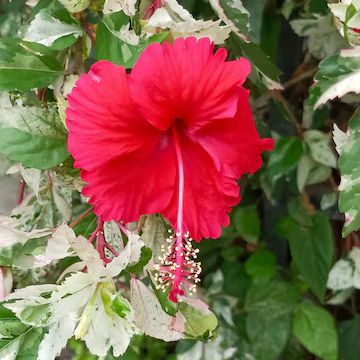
[{"left": 154, "top": 230, "right": 202, "bottom": 300}]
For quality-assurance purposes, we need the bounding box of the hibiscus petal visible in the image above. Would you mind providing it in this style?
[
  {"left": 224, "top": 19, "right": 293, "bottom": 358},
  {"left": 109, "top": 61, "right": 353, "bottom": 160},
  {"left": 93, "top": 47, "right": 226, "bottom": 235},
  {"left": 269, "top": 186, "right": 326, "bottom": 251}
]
[
  {"left": 82, "top": 138, "right": 177, "bottom": 222},
  {"left": 162, "top": 131, "right": 240, "bottom": 240},
  {"left": 190, "top": 87, "right": 275, "bottom": 178},
  {"left": 66, "top": 60, "right": 159, "bottom": 172},
  {"left": 129, "top": 37, "right": 250, "bottom": 131},
  {"left": 67, "top": 60, "right": 178, "bottom": 222}
]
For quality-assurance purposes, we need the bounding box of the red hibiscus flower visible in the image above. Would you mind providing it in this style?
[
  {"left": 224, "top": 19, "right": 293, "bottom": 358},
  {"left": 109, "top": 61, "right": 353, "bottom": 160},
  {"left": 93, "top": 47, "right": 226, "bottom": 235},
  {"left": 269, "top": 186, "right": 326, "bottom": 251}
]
[{"left": 66, "top": 37, "right": 273, "bottom": 301}]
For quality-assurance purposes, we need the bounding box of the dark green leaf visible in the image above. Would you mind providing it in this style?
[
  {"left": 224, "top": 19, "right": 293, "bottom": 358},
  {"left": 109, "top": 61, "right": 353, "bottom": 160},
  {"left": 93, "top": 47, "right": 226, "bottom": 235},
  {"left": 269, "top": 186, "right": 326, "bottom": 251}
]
[
  {"left": 339, "top": 316, "right": 360, "bottom": 360},
  {"left": 233, "top": 205, "right": 260, "bottom": 243},
  {"left": 277, "top": 200, "right": 334, "bottom": 301},
  {"left": 267, "top": 137, "right": 304, "bottom": 183},
  {"left": 245, "top": 249, "right": 276, "bottom": 280}
]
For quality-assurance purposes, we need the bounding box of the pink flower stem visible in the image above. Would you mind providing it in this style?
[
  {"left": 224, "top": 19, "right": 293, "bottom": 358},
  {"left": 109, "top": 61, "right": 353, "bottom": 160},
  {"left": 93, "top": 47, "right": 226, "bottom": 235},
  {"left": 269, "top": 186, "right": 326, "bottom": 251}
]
[
  {"left": 118, "top": 222, "right": 128, "bottom": 234},
  {"left": 143, "top": 0, "right": 163, "bottom": 19},
  {"left": 88, "top": 217, "right": 103, "bottom": 244},
  {"left": 170, "top": 126, "right": 185, "bottom": 302},
  {"left": 105, "top": 242, "right": 119, "bottom": 257},
  {"left": 16, "top": 179, "right": 25, "bottom": 205},
  {"left": 90, "top": 218, "right": 119, "bottom": 263}
]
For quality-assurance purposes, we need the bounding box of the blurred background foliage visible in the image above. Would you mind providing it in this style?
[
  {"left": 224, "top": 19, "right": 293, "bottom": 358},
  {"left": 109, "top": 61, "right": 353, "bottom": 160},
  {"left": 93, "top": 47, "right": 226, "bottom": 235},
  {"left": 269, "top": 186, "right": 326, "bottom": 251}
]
[{"left": 1, "top": 0, "right": 360, "bottom": 359}]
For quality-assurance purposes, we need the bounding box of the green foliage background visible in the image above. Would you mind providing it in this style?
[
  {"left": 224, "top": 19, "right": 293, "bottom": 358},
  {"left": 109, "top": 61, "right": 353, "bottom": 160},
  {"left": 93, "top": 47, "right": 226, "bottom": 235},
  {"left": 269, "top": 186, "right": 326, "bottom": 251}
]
[{"left": 1, "top": 0, "right": 360, "bottom": 359}]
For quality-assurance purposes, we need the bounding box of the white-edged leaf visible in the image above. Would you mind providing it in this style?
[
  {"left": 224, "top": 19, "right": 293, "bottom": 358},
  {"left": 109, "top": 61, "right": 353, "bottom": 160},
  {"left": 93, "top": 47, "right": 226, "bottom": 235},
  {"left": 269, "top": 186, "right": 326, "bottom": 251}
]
[
  {"left": 105, "top": 231, "right": 144, "bottom": 277},
  {"left": 327, "top": 259, "right": 354, "bottom": 290},
  {"left": 130, "top": 278, "right": 183, "bottom": 341},
  {"left": 315, "top": 70, "right": 360, "bottom": 108},
  {"left": 82, "top": 292, "right": 137, "bottom": 357},
  {"left": 0, "top": 216, "right": 51, "bottom": 247},
  {"left": 0, "top": 95, "right": 66, "bottom": 137},
  {"left": 58, "top": 0, "right": 90, "bottom": 13},
  {"left": 104, "top": 220, "right": 123, "bottom": 251},
  {"left": 290, "top": 15, "right": 345, "bottom": 60},
  {"left": 5, "top": 272, "right": 94, "bottom": 326},
  {"left": 304, "top": 130, "right": 337, "bottom": 168},
  {"left": 103, "top": 0, "right": 137, "bottom": 15},
  {"left": 328, "top": 248, "right": 360, "bottom": 290},
  {"left": 33, "top": 223, "right": 75, "bottom": 267},
  {"left": 51, "top": 180, "right": 72, "bottom": 222},
  {"left": 337, "top": 108, "right": 360, "bottom": 236},
  {"left": 147, "top": 4, "right": 231, "bottom": 44},
  {"left": 37, "top": 312, "right": 77, "bottom": 360},
  {"left": 68, "top": 235, "right": 104, "bottom": 276},
  {"left": 22, "top": 9, "right": 82, "bottom": 47},
  {"left": 333, "top": 124, "right": 348, "bottom": 155},
  {"left": 209, "top": 0, "right": 249, "bottom": 41}
]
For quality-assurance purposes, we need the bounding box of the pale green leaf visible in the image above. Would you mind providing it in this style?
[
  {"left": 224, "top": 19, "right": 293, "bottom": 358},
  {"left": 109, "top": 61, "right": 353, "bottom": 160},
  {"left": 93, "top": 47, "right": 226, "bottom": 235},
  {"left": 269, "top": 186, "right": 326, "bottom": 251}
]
[
  {"left": 58, "top": 0, "right": 89, "bottom": 13},
  {"left": 130, "top": 278, "right": 183, "bottom": 341},
  {"left": 178, "top": 300, "right": 218, "bottom": 340}
]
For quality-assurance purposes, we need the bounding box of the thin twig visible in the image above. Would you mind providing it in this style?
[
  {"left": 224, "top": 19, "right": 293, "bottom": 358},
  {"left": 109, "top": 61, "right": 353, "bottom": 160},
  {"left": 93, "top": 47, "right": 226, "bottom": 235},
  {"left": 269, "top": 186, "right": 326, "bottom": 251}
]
[
  {"left": 69, "top": 206, "right": 94, "bottom": 228},
  {"left": 282, "top": 68, "right": 317, "bottom": 90}
]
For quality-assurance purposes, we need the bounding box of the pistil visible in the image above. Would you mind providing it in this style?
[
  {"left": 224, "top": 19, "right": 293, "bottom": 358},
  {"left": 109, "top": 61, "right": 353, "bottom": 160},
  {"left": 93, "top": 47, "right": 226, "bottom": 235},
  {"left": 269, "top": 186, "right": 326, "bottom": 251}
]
[{"left": 153, "top": 127, "right": 202, "bottom": 302}]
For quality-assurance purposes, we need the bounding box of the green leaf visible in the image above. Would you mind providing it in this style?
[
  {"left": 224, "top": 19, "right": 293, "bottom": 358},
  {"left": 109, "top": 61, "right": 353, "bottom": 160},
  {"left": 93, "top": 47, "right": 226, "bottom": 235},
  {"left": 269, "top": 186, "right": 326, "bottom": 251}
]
[
  {"left": 0, "top": 38, "right": 63, "bottom": 91},
  {"left": 245, "top": 278, "right": 301, "bottom": 316},
  {"left": 241, "top": 0, "right": 267, "bottom": 43},
  {"left": 245, "top": 279, "right": 301, "bottom": 360},
  {"left": 293, "top": 301, "right": 338, "bottom": 360},
  {"left": 297, "top": 155, "right": 332, "bottom": 192},
  {"left": 96, "top": 12, "right": 168, "bottom": 69},
  {"left": 222, "top": 261, "right": 251, "bottom": 299},
  {"left": 304, "top": 130, "right": 337, "bottom": 168},
  {"left": 245, "top": 249, "right": 276, "bottom": 280},
  {"left": 0, "top": 128, "right": 69, "bottom": 169},
  {"left": 337, "top": 107, "right": 360, "bottom": 236},
  {"left": 0, "top": 304, "right": 45, "bottom": 360},
  {"left": 238, "top": 40, "right": 282, "bottom": 85},
  {"left": 339, "top": 316, "right": 360, "bottom": 360},
  {"left": 233, "top": 205, "right": 260, "bottom": 243},
  {"left": 111, "top": 295, "right": 131, "bottom": 318},
  {"left": 150, "top": 277, "right": 177, "bottom": 317},
  {"left": 125, "top": 246, "right": 152, "bottom": 274},
  {"left": 0, "top": 243, "right": 23, "bottom": 266},
  {"left": 267, "top": 137, "right": 304, "bottom": 183},
  {"left": 277, "top": 199, "right": 334, "bottom": 301},
  {"left": 246, "top": 311, "right": 291, "bottom": 360},
  {"left": 178, "top": 302, "right": 218, "bottom": 340}
]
